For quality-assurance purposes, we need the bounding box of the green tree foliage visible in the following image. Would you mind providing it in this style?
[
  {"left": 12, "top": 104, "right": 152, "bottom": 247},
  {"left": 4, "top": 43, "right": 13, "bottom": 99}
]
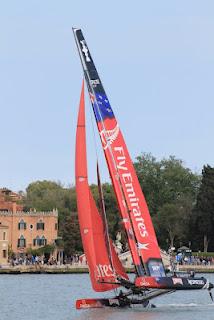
[
  {"left": 154, "top": 195, "right": 192, "bottom": 249},
  {"left": 25, "top": 180, "right": 77, "bottom": 221},
  {"left": 60, "top": 213, "right": 82, "bottom": 256},
  {"left": 191, "top": 165, "right": 214, "bottom": 252},
  {"left": 134, "top": 153, "right": 200, "bottom": 249},
  {"left": 134, "top": 153, "right": 200, "bottom": 215},
  {"left": 27, "top": 244, "right": 55, "bottom": 257}
]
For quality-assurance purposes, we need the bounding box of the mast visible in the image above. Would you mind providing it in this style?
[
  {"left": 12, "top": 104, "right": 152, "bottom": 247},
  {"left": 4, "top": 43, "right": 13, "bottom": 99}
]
[{"left": 73, "top": 28, "right": 166, "bottom": 277}]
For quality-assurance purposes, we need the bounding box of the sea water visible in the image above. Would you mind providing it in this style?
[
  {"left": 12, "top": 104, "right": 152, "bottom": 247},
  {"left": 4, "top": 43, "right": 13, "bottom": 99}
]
[{"left": 0, "top": 273, "right": 214, "bottom": 320}]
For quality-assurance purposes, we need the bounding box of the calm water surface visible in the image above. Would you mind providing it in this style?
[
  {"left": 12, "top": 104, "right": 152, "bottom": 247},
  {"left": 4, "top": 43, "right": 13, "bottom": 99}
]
[{"left": 0, "top": 273, "right": 214, "bottom": 320}]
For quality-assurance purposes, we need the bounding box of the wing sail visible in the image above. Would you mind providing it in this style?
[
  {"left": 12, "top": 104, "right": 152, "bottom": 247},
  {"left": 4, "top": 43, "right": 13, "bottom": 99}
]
[{"left": 74, "top": 29, "right": 165, "bottom": 277}]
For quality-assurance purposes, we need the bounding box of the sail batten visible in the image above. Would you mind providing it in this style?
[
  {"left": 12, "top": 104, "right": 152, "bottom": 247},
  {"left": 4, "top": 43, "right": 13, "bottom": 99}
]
[{"left": 74, "top": 29, "right": 165, "bottom": 277}]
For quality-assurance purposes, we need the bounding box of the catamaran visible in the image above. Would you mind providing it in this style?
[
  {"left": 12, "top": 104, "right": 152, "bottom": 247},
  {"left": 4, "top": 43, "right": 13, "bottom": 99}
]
[{"left": 73, "top": 28, "right": 213, "bottom": 309}]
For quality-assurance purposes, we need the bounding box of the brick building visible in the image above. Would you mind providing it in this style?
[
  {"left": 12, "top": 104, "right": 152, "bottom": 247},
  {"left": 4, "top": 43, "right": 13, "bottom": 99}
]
[
  {"left": 0, "top": 188, "right": 58, "bottom": 256},
  {"left": 0, "top": 210, "right": 58, "bottom": 254},
  {"left": 0, "top": 188, "right": 23, "bottom": 213}
]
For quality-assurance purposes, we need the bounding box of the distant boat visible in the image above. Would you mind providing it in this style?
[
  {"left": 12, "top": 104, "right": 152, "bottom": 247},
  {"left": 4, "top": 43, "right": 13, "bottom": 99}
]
[{"left": 73, "top": 28, "right": 213, "bottom": 309}]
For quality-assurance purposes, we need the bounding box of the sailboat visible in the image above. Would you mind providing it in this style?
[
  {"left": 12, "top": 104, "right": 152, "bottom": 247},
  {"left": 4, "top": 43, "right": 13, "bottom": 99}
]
[{"left": 74, "top": 28, "right": 213, "bottom": 309}]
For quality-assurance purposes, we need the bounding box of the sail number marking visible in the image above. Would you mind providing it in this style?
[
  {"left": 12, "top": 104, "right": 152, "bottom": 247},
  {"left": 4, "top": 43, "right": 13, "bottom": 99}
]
[{"left": 96, "top": 264, "right": 114, "bottom": 278}]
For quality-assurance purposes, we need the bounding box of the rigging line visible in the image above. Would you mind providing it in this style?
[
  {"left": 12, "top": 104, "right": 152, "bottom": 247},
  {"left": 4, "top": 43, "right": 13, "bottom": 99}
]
[
  {"left": 88, "top": 89, "right": 116, "bottom": 273},
  {"left": 88, "top": 83, "right": 119, "bottom": 290},
  {"left": 88, "top": 84, "right": 119, "bottom": 296},
  {"left": 97, "top": 164, "right": 114, "bottom": 266},
  {"left": 84, "top": 72, "right": 144, "bottom": 276},
  {"left": 86, "top": 76, "right": 119, "bottom": 295},
  {"left": 83, "top": 70, "right": 116, "bottom": 274},
  {"left": 87, "top": 77, "right": 113, "bottom": 262},
  {"left": 96, "top": 163, "right": 119, "bottom": 297}
]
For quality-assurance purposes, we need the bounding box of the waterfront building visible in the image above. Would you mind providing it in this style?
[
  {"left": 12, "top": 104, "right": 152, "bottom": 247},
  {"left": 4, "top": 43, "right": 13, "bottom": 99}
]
[
  {"left": 0, "top": 188, "right": 58, "bottom": 256},
  {"left": 0, "top": 224, "right": 9, "bottom": 266},
  {"left": 0, "top": 210, "right": 58, "bottom": 254}
]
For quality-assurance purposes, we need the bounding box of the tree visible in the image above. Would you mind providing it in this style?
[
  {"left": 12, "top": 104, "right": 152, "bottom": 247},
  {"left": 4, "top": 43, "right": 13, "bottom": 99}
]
[
  {"left": 154, "top": 195, "right": 193, "bottom": 249},
  {"left": 134, "top": 153, "right": 200, "bottom": 216},
  {"left": 60, "top": 213, "right": 82, "bottom": 256},
  {"left": 191, "top": 165, "right": 214, "bottom": 252},
  {"left": 24, "top": 180, "right": 64, "bottom": 211},
  {"left": 134, "top": 153, "right": 200, "bottom": 248}
]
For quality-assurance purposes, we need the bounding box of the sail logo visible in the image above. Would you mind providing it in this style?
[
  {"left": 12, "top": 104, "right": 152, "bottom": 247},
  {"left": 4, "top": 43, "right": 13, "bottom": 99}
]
[
  {"left": 100, "top": 124, "right": 120, "bottom": 150},
  {"left": 114, "top": 146, "right": 149, "bottom": 239},
  {"left": 172, "top": 278, "right": 183, "bottom": 285},
  {"left": 109, "top": 299, "right": 120, "bottom": 306},
  {"left": 96, "top": 264, "right": 115, "bottom": 278},
  {"left": 80, "top": 40, "right": 91, "bottom": 62},
  {"left": 138, "top": 278, "right": 151, "bottom": 287},
  {"left": 138, "top": 242, "right": 149, "bottom": 250},
  {"left": 188, "top": 279, "right": 204, "bottom": 286}
]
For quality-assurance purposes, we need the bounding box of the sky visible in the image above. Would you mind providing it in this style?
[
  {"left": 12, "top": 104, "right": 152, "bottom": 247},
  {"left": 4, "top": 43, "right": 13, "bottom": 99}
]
[{"left": 0, "top": 1, "right": 214, "bottom": 192}]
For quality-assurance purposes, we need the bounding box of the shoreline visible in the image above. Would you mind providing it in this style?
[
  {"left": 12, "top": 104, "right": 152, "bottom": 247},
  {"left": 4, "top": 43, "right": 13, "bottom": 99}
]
[{"left": 1, "top": 264, "right": 214, "bottom": 274}]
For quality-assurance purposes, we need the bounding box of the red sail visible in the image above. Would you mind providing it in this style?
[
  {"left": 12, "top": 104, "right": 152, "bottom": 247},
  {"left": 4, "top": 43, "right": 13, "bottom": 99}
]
[
  {"left": 73, "top": 29, "right": 165, "bottom": 277},
  {"left": 96, "top": 118, "right": 165, "bottom": 277},
  {"left": 75, "top": 81, "right": 128, "bottom": 292}
]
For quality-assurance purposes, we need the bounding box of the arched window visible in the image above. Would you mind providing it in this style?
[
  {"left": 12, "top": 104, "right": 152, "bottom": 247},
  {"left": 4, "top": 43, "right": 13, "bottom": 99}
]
[
  {"left": 33, "top": 235, "right": 47, "bottom": 246},
  {"left": 40, "top": 235, "right": 47, "bottom": 246},
  {"left": 18, "top": 219, "right": 26, "bottom": 230},
  {"left": 37, "top": 219, "right": 44, "bottom": 230},
  {"left": 18, "top": 235, "right": 26, "bottom": 248},
  {"left": 33, "top": 236, "right": 40, "bottom": 246}
]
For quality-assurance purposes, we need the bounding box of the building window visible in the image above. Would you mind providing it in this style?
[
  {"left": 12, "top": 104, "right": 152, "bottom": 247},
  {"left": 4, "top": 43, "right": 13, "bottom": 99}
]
[
  {"left": 18, "top": 235, "right": 26, "bottom": 248},
  {"left": 3, "top": 250, "right": 7, "bottom": 258},
  {"left": 18, "top": 219, "right": 26, "bottom": 230},
  {"left": 37, "top": 220, "right": 44, "bottom": 230},
  {"left": 40, "top": 236, "right": 47, "bottom": 246},
  {"left": 33, "top": 236, "right": 47, "bottom": 246},
  {"left": 55, "top": 223, "right": 58, "bottom": 230},
  {"left": 3, "top": 232, "right": 6, "bottom": 240},
  {"left": 33, "top": 236, "right": 40, "bottom": 246}
]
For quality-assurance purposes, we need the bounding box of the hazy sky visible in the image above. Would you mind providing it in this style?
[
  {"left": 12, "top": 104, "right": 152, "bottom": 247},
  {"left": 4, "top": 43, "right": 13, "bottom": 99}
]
[{"left": 1, "top": 1, "right": 214, "bottom": 191}]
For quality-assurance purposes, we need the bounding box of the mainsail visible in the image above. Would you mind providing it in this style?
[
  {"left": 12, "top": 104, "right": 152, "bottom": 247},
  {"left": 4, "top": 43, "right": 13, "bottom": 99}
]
[
  {"left": 75, "top": 81, "right": 128, "bottom": 292},
  {"left": 73, "top": 28, "right": 165, "bottom": 277}
]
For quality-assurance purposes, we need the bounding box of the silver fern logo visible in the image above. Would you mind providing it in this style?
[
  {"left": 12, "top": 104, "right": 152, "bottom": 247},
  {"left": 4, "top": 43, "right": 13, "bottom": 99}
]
[
  {"left": 100, "top": 124, "right": 120, "bottom": 150},
  {"left": 80, "top": 40, "right": 91, "bottom": 62}
]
